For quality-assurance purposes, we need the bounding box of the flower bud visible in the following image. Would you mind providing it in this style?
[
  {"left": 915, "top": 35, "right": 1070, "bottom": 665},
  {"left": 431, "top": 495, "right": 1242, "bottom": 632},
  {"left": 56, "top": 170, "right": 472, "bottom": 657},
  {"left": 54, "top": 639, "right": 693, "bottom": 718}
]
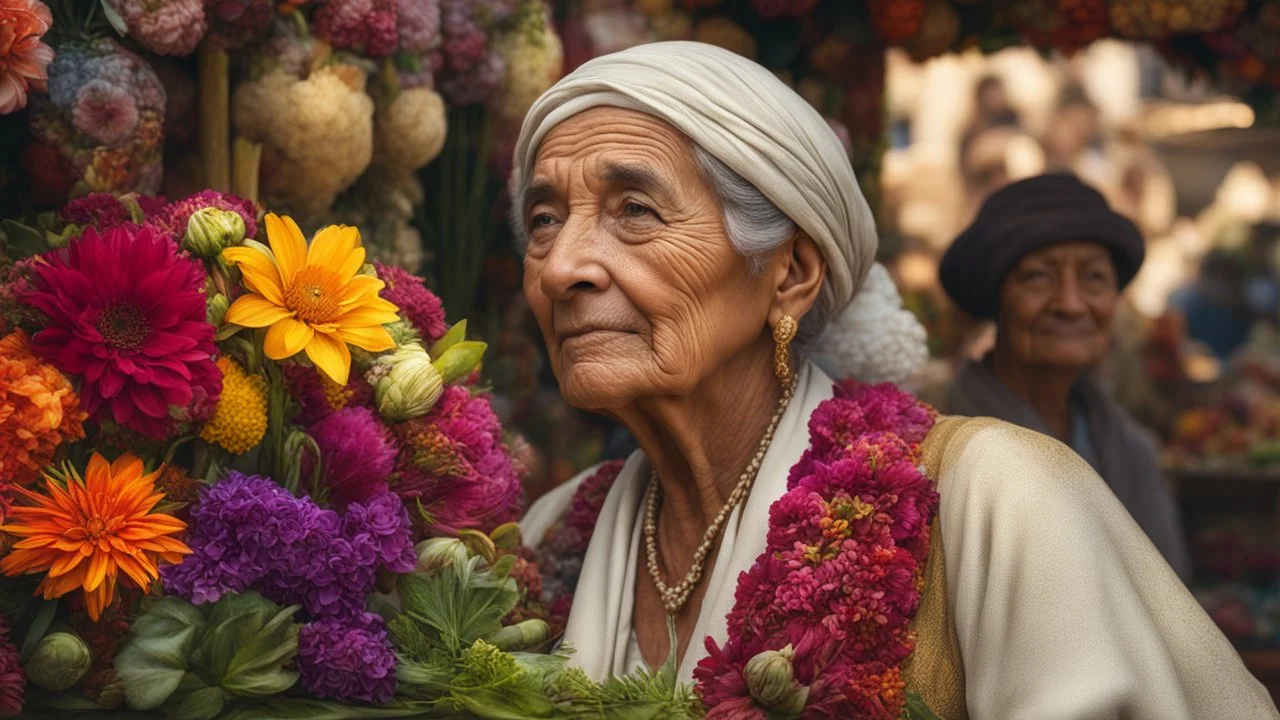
[
  {"left": 743, "top": 645, "right": 808, "bottom": 717},
  {"left": 183, "top": 207, "right": 246, "bottom": 258},
  {"left": 208, "top": 293, "right": 230, "bottom": 327},
  {"left": 432, "top": 340, "right": 486, "bottom": 385},
  {"left": 416, "top": 537, "right": 470, "bottom": 573},
  {"left": 27, "top": 631, "right": 92, "bottom": 691},
  {"left": 373, "top": 343, "right": 444, "bottom": 422}
]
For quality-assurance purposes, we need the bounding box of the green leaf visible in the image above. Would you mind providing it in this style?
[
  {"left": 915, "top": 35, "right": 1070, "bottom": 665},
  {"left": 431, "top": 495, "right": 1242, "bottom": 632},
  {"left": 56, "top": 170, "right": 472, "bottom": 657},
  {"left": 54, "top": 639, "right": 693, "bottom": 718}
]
[
  {"left": 2, "top": 219, "right": 48, "bottom": 260},
  {"left": 428, "top": 319, "right": 467, "bottom": 359},
  {"left": 388, "top": 614, "right": 438, "bottom": 661},
  {"left": 98, "top": 0, "right": 128, "bottom": 35},
  {"left": 114, "top": 598, "right": 205, "bottom": 711},
  {"left": 193, "top": 592, "right": 300, "bottom": 699},
  {"left": 220, "top": 697, "right": 436, "bottom": 720},
  {"left": 167, "top": 682, "right": 226, "bottom": 720},
  {"left": 432, "top": 341, "right": 487, "bottom": 385},
  {"left": 399, "top": 558, "right": 520, "bottom": 652},
  {"left": 20, "top": 599, "right": 57, "bottom": 663},
  {"left": 221, "top": 603, "right": 299, "bottom": 696},
  {"left": 903, "top": 690, "right": 943, "bottom": 720}
]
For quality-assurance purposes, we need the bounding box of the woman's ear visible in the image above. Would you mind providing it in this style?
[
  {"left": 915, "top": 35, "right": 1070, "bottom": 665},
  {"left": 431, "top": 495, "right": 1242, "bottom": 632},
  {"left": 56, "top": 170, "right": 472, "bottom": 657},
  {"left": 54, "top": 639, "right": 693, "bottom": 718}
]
[{"left": 769, "top": 230, "right": 826, "bottom": 327}]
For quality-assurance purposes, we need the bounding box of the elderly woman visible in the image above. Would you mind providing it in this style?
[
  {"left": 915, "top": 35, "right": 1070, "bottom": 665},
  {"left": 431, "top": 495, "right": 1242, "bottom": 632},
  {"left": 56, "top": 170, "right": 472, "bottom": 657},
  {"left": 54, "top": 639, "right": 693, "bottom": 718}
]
[
  {"left": 518, "top": 42, "right": 1275, "bottom": 719},
  {"left": 940, "top": 174, "right": 1193, "bottom": 580}
]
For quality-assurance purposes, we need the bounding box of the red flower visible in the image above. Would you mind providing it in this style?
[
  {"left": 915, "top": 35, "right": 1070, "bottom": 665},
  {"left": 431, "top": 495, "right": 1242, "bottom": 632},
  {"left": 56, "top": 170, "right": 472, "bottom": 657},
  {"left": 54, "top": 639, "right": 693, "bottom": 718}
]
[{"left": 18, "top": 224, "right": 220, "bottom": 438}]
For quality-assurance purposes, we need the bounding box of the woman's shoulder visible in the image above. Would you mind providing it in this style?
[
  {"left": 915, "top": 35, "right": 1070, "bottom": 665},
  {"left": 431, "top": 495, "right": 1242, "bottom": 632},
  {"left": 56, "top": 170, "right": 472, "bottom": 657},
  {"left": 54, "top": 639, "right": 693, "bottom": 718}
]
[{"left": 927, "top": 415, "right": 1111, "bottom": 515}]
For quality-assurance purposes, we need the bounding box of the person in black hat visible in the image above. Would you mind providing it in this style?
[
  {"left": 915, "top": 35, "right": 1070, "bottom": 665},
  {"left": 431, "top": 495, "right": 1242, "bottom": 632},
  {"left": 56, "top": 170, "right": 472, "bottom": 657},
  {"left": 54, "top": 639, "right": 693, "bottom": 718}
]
[{"left": 940, "top": 173, "right": 1192, "bottom": 579}]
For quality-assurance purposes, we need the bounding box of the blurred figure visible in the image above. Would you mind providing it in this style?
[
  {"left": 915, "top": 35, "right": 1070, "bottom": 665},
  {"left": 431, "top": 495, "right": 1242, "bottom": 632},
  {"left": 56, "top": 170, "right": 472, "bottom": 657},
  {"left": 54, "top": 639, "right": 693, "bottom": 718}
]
[
  {"left": 1169, "top": 251, "right": 1253, "bottom": 361},
  {"left": 941, "top": 174, "right": 1193, "bottom": 579},
  {"left": 974, "top": 75, "right": 1019, "bottom": 129},
  {"left": 1043, "top": 85, "right": 1108, "bottom": 185}
]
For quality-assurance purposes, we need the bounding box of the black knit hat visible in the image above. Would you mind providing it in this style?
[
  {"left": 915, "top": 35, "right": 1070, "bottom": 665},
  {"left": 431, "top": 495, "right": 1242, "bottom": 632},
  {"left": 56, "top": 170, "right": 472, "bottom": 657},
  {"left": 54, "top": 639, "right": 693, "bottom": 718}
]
[{"left": 940, "top": 173, "right": 1145, "bottom": 319}]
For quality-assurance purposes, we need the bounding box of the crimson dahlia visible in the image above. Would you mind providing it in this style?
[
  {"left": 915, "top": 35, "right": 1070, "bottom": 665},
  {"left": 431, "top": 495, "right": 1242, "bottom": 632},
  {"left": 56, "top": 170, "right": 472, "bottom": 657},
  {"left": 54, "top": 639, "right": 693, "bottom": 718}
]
[{"left": 19, "top": 224, "right": 219, "bottom": 438}]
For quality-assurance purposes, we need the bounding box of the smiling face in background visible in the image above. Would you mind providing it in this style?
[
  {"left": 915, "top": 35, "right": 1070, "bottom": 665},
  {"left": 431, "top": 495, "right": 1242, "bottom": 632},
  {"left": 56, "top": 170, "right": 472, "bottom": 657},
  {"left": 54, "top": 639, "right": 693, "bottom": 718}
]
[
  {"left": 996, "top": 241, "right": 1120, "bottom": 375},
  {"left": 520, "top": 107, "right": 777, "bottom": 412}
]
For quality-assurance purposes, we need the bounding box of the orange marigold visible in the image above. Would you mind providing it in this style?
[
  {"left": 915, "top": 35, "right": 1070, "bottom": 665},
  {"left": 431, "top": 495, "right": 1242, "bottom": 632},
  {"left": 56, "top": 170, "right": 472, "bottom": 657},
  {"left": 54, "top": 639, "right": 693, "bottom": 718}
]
[
  {"left": 0, "top": 329, "right": 86, "bottom": 485},
  {"left": 0, "top": 453, "right": 192, "bottom": 620}
]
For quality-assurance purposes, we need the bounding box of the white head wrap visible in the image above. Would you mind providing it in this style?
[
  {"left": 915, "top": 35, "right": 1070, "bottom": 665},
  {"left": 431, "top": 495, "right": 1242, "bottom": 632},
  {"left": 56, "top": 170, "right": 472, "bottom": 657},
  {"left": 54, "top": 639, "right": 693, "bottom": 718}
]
[{"left": 511, "top": 41, "right": 927, "bottom": 383}]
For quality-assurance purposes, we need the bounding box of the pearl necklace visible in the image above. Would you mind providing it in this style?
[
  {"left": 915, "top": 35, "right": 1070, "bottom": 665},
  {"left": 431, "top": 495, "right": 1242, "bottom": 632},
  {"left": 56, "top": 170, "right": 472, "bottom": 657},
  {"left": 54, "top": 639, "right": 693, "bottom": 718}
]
[{"left": 643, "top": 380, "right": 796, "bottom": 615}]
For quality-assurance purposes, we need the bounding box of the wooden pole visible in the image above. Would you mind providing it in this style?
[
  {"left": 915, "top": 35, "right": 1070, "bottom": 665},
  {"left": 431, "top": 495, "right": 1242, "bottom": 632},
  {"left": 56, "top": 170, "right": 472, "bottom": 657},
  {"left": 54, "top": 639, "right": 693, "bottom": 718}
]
[{"left": 197, "top": 42, "right": 230, "bottom": 192}]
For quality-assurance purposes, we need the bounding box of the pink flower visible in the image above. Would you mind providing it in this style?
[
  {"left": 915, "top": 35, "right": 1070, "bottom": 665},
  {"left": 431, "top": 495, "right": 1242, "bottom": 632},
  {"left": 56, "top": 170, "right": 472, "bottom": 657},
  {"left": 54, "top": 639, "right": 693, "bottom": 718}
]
[
  {"left": 18, "top": 224, "right": 220, "bottom": 438},
  {"left": 104, "top": 0, "right": 207, "bottom": 56},
  {"left": 0, "top": 615, "right": 23, "bottom": 718},
  {"left": 311, "top": 407, "right": 397, "bottom": 507},
  {"left": 147, "top": 189, "right": 259, "bottom": 240},
  {"left": 58, "top": 193, "right": 133, "bottom": 231},
  {"left": 374, "top": 263, "right": 447, "bottom": 344},
  {"left": 697, "top": 382, "right": 938, "bottom": 719},
  {"left": 314, "top": 0, "right": 399, "bottom": 58},
  {"left": 72, "top": 79, "right": 140, "bottom": 146},
  {"left": 0, "top": 0, "right": 53, "bottom": 115},
  {"left": 392, "top": 385, "right": 522, "bottom": 535}
]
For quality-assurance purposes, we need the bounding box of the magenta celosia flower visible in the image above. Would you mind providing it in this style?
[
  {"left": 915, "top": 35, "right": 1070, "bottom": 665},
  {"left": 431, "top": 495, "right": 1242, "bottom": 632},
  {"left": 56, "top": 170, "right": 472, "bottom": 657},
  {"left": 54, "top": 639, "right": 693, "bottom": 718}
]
[
  {"left": 391, "top": 385, "right": 522, "bottom": 535},
  {"left": 58, "top": 193, "right": 132, "bottom": 230},
  {"left": 373, "top": 262, "right": 447, "bottom": 344},
  {"left": 71, "top": 79, "right": 139, "bottom": 145},
  {"left": 311, "top": 406, "right": 397, "bottom": 507},
  {"left": 314, "top": 0, "right": 399, "bottom": 58},
  {"left": 147, "top": 189, "right": 258, "bottom": 241},
  {"left": 0, "top": 615, "right": 24, "bottom": 718},
  {"left": 18, "top": 224, "right": 220, "bottom": 438}
]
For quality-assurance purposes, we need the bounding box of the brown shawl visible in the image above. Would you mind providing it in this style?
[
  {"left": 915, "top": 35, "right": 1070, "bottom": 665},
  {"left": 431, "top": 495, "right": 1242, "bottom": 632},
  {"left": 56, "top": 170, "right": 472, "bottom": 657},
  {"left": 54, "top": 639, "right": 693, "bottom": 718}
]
[{"left": 946, "top": 358, "right": 1193, "bottom": 580}]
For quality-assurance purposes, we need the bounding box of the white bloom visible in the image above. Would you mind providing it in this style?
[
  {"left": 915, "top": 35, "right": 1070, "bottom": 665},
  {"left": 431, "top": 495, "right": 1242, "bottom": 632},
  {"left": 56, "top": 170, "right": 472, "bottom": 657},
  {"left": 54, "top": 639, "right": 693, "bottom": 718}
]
[{"left": 810, "top": 262, "right": 929, "bottom": 385}]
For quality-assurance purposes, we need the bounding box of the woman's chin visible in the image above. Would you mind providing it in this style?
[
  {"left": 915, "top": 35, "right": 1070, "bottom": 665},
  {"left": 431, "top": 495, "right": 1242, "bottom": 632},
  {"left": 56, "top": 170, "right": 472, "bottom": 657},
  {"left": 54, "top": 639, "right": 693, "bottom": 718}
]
[{"left": 556, "top": 364, "right": 638, "bottom": 411}]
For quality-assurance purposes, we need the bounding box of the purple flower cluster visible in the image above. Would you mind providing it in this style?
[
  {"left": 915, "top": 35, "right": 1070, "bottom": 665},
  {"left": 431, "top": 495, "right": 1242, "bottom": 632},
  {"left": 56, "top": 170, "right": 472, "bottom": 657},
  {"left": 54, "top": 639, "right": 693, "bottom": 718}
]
[
  {"left": 297, "top": 612, "right": 397, "bottom": 704},
  {"left": 161, "top": 472, "right": 415, "bottom": 621}
]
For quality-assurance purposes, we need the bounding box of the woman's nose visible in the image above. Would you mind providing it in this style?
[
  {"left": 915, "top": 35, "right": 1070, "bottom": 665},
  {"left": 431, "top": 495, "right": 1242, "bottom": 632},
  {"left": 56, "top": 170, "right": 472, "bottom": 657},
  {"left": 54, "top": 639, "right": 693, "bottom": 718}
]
[
  {"left": 539, "top": 217, "right": 611, "bottom": 301},
  {"left": 1051, "top": 274, "right": 1088, "bottom": 316}
]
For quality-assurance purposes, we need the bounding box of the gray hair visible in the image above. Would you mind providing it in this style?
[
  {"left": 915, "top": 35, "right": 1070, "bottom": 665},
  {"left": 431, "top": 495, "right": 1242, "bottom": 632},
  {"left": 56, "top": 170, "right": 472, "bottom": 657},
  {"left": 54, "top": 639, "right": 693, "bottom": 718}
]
[
  {"left": 510, "top": 144, "right": 836, "bottom": 344},
  {"left": 691, "top": 146, "right": 834, "bottom": 346}
]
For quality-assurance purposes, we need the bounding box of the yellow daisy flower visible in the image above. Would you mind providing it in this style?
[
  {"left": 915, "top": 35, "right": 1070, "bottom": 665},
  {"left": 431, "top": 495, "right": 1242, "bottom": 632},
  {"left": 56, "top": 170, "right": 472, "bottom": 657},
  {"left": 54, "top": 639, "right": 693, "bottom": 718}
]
[{"left": 223, "top": 214, "right": 399, "bottom": 385}]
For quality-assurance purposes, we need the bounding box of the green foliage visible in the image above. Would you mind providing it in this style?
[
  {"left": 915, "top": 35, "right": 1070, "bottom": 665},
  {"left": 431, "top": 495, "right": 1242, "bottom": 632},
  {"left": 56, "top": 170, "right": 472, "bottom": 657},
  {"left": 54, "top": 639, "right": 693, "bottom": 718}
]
[
  {"left": 397, "top": 555, "right": 520, "bottom": 653},
  {"left": 388, "top": 545, "right": 706, "bottom": 720},
  {"left": 113, "top": 592, "right": 300, "bottom": 719}
]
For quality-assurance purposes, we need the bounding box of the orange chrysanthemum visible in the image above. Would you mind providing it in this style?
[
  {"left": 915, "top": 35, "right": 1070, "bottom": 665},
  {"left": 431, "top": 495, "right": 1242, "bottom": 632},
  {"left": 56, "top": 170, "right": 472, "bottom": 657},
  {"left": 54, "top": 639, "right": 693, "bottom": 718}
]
[
  {"left": 0, "top": 453, "right": 192, "bottom": 620},
  {"left": 222, "top": 213, "right": 398, "bottom": 386},
  {"left": 0, "top": 329, "right": 87, "bottom": 486}
]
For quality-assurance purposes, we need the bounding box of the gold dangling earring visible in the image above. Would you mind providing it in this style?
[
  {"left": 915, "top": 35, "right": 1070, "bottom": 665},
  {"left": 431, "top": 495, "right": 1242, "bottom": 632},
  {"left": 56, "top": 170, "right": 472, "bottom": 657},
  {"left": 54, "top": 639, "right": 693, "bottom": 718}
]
[{"left": 773, "top": 315, "right": 797, "bottom": 387}]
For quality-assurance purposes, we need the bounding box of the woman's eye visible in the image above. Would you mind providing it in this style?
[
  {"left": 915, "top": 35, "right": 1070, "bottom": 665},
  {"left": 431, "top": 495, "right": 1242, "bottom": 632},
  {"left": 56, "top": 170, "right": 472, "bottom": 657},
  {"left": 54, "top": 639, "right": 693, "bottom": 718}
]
[
  {"left": 623, "top": 202, "right": 651, "bottom": 218},
  {"left": 530, "top": 213, "right": 556, "bottom": 229}
]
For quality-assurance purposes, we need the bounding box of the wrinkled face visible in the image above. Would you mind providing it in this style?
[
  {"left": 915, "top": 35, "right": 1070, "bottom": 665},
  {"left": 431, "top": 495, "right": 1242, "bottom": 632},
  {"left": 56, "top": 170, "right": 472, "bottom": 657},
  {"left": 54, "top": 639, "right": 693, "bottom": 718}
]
[
  {"left": 996, "top": 241, "right": 1119, "bottom": 374},
  {"left": 520, "top": 107, "right": 776, "bottom": 411}
]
